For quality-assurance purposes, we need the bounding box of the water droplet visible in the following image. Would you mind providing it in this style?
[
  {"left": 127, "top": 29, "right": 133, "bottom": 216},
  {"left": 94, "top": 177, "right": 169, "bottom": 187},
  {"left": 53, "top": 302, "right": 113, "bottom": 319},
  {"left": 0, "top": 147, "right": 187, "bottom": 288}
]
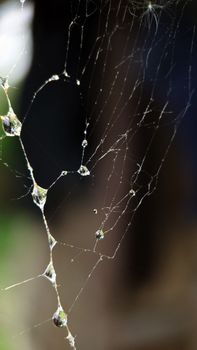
[
  {"left": 0, "top": 77, "right": 9, "bottom": 90},
  {"left": 93, "top": 208, "right": 98, "bottom": 214},
  {"left": 66, "top": 332, "right": 76, "bottom": 348},
  {"left": 76, "top": 79, "right": 80, "bottom": 86},
  {"left": 51, "top": 75, "right": 59, "bottom": 81},
  {"left": 64, "top": 71, "right": 70, "bottom": 78},
  {"left": 52, "top": 306, "right": 67, "bottom": 328},
  {"left": 95, "top": 229, "right": 104, "bottom": 240},
  {"left": 129, "top": 189, "right": 135, "bottom": 196},
  {"left": 61, "top": 170, "right": 68, "bottom": 176},
  {"left": 43, "top": 262, "right": 56, "bottom": 285},
  {"left": 1, "top": 112, "right": 22, "bottom": 137},
  {"left": 82, "top": 139, "right": 88, "bottom": 148},
  {"left": 78, "top": 165, "right": 90, "bottom": 176},
  {"left": 48, "top": 234, "right": 57, "bottom": 250},
  {"left": 32, "top": 184, "right": 48, "bottom": 209}
]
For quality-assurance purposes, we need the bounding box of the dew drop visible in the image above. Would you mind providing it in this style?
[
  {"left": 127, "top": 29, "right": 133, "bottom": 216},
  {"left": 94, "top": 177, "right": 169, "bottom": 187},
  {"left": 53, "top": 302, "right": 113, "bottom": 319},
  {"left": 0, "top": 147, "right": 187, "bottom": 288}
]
[
  {"left": 0, "top": 76, "right": 9, "bottom": 90},
  {"left": 61, "top": 170, "right": 68, "bottom": 176},
  {"left": 93, "top": 208, "right": 98, "bottom": 214},
  {"left": 48, "top": 234, "right": 57, "bottom": 250},
  {"left": 51, "top": 75, "right": 59, "bottom": 81},
  {"left": 66, "top": 332, "right": 76, "bottom": 348},
  {"left": 52, "top": 306, "right": 67, "bottom": 328},
  {"left": 43, "top": 262, "right": 56, "bottom": 285},
  {"left": 64, "top": 71, "right": 70, "bottom": 78},
  {"left": 1, "top": 112, "right": 22, "bottom": 137},
  {"left": 32, "top": 184, "right": 48, "bottom": 209},
  {"left": 78, "top": 165, "right": 90, "bottom": 176},
  {"left": 129, "top": 189, "right": 136, "bottom": 196},
  {"left": 82, "top": 139, "right": 88, "bottom": 148},
  {"left": 95, "top": 229, "right": 104, "bottom": 240}
]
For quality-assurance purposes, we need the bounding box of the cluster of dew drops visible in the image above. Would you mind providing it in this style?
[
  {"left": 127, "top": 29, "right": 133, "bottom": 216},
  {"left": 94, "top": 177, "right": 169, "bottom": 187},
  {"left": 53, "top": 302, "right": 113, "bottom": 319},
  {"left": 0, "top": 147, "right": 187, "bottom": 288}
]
[
  {"left": 0, "top": 0, "right": 148, "bottom": 346},
  {"left": 0, "top": 75, "right": 96, "bottom": 349},
  {"left": 0, "top": 60, "right": 136, "bottom": 344}
]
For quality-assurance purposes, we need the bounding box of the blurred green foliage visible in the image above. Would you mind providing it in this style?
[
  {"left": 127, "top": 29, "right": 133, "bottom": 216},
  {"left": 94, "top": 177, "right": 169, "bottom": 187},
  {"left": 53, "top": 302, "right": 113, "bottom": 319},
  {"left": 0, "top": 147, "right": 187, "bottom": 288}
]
[{"left": 0, "top": 330, "right": 12, "bottom": 350}]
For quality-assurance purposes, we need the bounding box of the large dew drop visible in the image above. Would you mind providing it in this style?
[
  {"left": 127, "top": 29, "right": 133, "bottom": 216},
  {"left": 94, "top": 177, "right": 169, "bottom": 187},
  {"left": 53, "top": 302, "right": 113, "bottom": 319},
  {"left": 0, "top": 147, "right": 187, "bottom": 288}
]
[
  {"left": 95, "top": 229, "right": 104, "bottom": 240},
  {"left": 1, "top": 111, "right": 22, "bottom": 137},
  {"left": 52, "top": 306, "right": 67, "bottom": 328},
  {"left": 77, "top": 165, "right": 90, "bottom": 176},
  {"left": 32, "top": 184, "right": 48, "bottom": 209},
  {"left": 43, "top": 262, "right": 56, "bottom": 285}
]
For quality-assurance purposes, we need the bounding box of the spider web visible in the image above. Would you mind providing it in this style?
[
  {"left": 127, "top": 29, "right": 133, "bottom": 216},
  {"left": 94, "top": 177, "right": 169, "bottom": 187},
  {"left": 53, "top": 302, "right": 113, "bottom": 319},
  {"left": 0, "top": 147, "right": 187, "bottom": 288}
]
[{"left": 0, "top": 1, "right": 195, "bottom": 349}]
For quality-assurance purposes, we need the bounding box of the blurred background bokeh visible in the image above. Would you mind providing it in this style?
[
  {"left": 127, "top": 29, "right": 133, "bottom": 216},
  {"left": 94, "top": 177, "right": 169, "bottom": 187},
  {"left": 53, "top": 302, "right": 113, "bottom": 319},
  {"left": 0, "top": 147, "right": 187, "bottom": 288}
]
[{"left": 0, "top": 1, "right": 197, "bottom": 350}]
